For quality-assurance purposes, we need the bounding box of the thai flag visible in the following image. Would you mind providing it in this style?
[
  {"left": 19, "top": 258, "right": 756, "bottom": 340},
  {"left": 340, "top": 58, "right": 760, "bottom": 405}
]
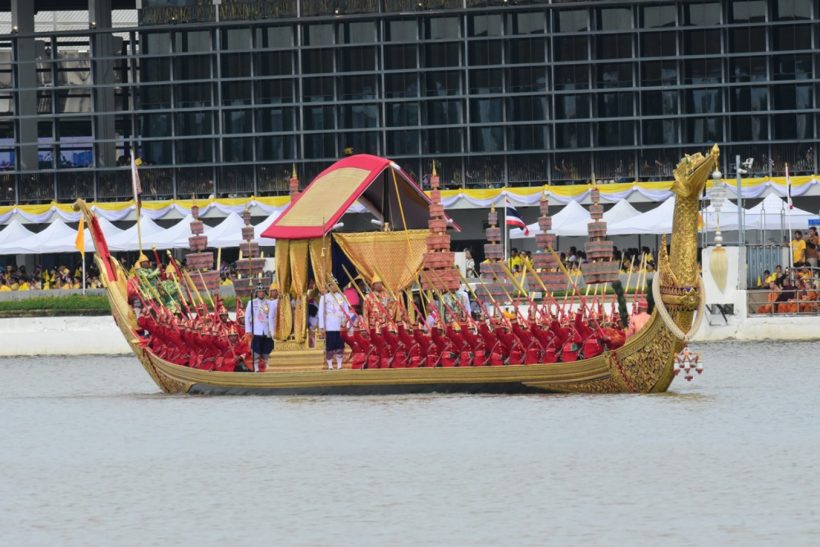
[{"left": 506, "top": 203, "right": 529, "bottom": 235}]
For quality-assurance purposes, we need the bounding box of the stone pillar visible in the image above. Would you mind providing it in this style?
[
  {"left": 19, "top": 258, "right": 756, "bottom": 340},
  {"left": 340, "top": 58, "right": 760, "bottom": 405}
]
[
  {"left": 89, "top": 0, "right": 118, "bottom": 168},
  {"left": 11, "top": 0, "right": 37, "bottom": 172}
]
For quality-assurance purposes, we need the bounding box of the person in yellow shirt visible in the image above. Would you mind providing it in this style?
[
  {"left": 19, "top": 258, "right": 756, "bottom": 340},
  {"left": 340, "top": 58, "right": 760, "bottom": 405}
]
[
  {"left": 0, "top": 279, "right": 10, "bottom": 292},
  {"left": 791, "top": 231, "right": 806, "bottom": 265},
  {"left": 509, "top": 249, "right": 524, "bottom": 272},
  {"left": 16, "top": 276, "right": 30, "bottom": 291}
]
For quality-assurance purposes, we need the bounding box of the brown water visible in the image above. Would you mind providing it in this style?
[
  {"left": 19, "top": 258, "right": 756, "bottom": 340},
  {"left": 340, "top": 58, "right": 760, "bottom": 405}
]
[{"left": 1, "top": 341, "right": 819, "bottom": 546}]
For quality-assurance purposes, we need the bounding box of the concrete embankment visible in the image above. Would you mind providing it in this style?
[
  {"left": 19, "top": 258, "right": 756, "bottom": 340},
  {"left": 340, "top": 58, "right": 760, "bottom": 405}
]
[{"left": 0, "top": 316, "right": 131, "bottom": 356}]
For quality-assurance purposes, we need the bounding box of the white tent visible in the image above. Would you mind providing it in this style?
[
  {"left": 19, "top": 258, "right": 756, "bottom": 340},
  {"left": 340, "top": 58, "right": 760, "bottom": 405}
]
[
  {"left": 0, "top": 219, "right": 36, "bottom": 255},
  {"left": 509, "top": 200, "right": 591, "bottom": 239},
  {"left": 145, "top": 214, "right": 196, "bottom": 250},
  {"left": 608, "top": 196, "right": 676, "bottom": 235},
  {"left": 702, "top": 199, "right": 741, "bottom": 231},
  {"left": 106, "top": 216, "right": 165, "bottom": 252},
  {"left": 10, "top": 219, "right": 85, "bottom": 254},
  {"left": 202, "top": 213, "right": 247, "bottom": 249},
  {"left": 254, "top": 212, "right": 280, "bottom": 246},
  {"left": 558, "top": 199, "right": 642, "bottom": 237},
  {"left": 744, "top": 193, "right": 816, "bottom": 231}
]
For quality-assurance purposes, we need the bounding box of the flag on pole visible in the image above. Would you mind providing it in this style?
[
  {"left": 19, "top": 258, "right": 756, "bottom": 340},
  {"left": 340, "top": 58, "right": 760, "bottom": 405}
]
[
  {"left": 74, "top": 215, "right": 85, "bottom": 253},
  {"left": 131, "top": 149, "right": 142, "bottom": 210},
  {"left": 785, "top": 163, "right": 793, "bottom": 209},
  {"left": 505, "top": 202, "right": 529, "bottom": 235}
]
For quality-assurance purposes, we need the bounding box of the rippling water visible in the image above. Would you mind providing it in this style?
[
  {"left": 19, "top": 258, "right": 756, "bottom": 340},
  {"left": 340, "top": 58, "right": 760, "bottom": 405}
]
[{"left": 1, "top": 341, "right": 819, "bottom": 546}]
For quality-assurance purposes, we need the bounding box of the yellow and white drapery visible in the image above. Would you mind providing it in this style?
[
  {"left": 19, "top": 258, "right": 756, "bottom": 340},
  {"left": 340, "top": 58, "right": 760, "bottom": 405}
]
[{"left": 332, "top": 230, "right": 429, "bottom": 293}]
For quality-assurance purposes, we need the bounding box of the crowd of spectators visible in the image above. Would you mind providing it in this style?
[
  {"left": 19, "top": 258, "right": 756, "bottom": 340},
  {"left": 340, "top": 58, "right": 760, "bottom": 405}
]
[
  {"left": 0, "top": 263, "right": 103, "bottom": 292},
  {"left": 754, "top": 227, "right": 819, "bottom": 314}
]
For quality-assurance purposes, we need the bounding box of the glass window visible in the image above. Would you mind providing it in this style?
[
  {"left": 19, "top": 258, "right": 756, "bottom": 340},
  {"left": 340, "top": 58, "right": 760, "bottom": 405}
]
[
  {"left": 143, "top": 32, "right": 171, "bottom": 55},
  {"left": 597, "top": 92, "right": 634, "bottom": 117},
  {"left": 223, "top": 138, "right": 253, "bottom": 163},
  {"left": 340, "top": 104, "right": 378, "bottom": 129},
  {"left": 469, "top": 69, "right": 503, "bottom": 94},
  {"left": 221, "top": 53, "right": 250, "bottom": 78},
  {"left": 642, "top": 90, "right": 678, "bottom": 116},
  {"left": 175, "top": 30, "right": 210, "bottom": 53},
  {"left": 387, "top": 19, "right": 417, "bottom": 41},
  {"left": 732, "top": 115, "right": 768, "bottom": 140},
  {"left": 470, "top": 98, "right": 503, "bottom": 123},
  {"left": 775, "top": 0, "right": 812, "bottom": 20},
  {"left": 731, "top": 86, "right": 768, "bottom": 111},
  {"left": 555, "top": 65, "right": 588, "bottom": 90},
  {"left": 304, "top": 134, "right": 335, "bottom": 158},
  {"left": 507, "top": 67, "right": 546, "bottom": 93},
  {"left": 685, "top": 89, "right": 722, "bottom": 113},
  {"left": 423, "top": 100, "right": 463, "bottom": 125},
  {"left": 774, "top": 114, "right": 813, "bottom": 139},
  {"left": 556, "top": 10, "right": 588, "bottom": 33},
  {"left": 222, "top": 28, "right": 251, "bottom": 51},
  {"left": 468, "top": 14, "right": 502, "bottom": 37},
  {"left": 255, "top": 51, "right": 292, "bottom": 77},
  {"left": 386, "top": 102, "right": 419, "bottom": 127},
  {"left": 596, "top": 34, "right": 632, "bottom": 59},
  {"left": 175, "top": 139, "right": 213, "bottom": 163},
  {"left": 140, "top": 85, "right": 171, "bottom": 110},
  {"left": 507, "top": 96, "right": 548, "bottom": 122},
  {"left": 339, "top": 131, "right": 380, "bottom": 156},
  {"left": 684, "top": 59, "right": 722, "bottom": 84},
  {"left": 597, "top": 121, "right": 634, "bottom": 146},
  {"left": 174, "top": 55, "right": 210, "bottom": 80},
  {"left": 772, "top": 25, "right": 812, "bottom": 50},
  {"left": 641, "top": 32, "right": 676, "bottom": 57},
  {"left": 141, "top": 58, "right": 170, "bottom": 83},
  {"left": 507, "top": 11, "right": 545, "bottom": 35},
  {"left": 554, "top": 36, "right": 587, "bottom": 62},
  {"left": 304, "top": 24, "right": 334, "bottom": 46},
  {"left": 339, "top": 76, "right": 377, "bottom": 100},
  {"left": 730, "top": 27, "right": 766, "bottom": 52},
  {"left": 772, "top": 84, "right": 813, "bottom": 110},
  {"left": 643, "top": 119, "right": 678, "bottom": 145},
  {"left": 732, "top": 0, "right": 766, "bottom": 22},
  {"left": 223, "top": 110, "right": 252, "bottom": 134},
  {"left": 773, "top": 53, "right": 812, "bottom": 80},
  {"left": 384, "top": 45, "right": 416, "bottom": 70},
  {"left": 176, "top": 83, "right": 210, "bottom": 107},
  {"left": 641, "top": 61, "right": 678, "bottom": 85},
  {"left": 686, "top": 118, "right": 722, "bottom": 143},
  {"left": 256, "top": 136, "right": 294, "bottom": 161},
  {"left": 642, "top": 5, "right": 676, "bottom": 28},
  {"left": 685, "top": 2, "right": 721, "bottom": 25},
  {"left": 730, "top": 57, "right": 767, "bottom": 82},
  {"left": 424, "top": 71, "right": 461, "bottom": 97},
  {"left": 302, "top": 49, "right": 334, "bottom": 74},
  {"left": 255, "top": 26, "right": 293, "bottom": 49},
  {"left": 338, "top": 47, "right": 376, "bottom": 72},
  {"left": 684, "top": 29, "right": 721, "bottom": 54},
  {"left": 469, "top": 41, "right": 502, "bottom": 66},
  {"left": 336, "top": 21, "right": 376, "bottom": 44},
  {"left": 385, "top": 73, "right": 418, "bottom": 98},
  {"left": 507, "top": 125, "right": 548, "bottom": 150},
  {"left": 222, "top": 81, "right": 251, "bottom": 105},
  {"left": 555, "top": 94, "right": 590, "bottom": 119},
  {"left": 470, "top": 127, "right": 503, "bottom": 153},
  {"left": 425, "top": 17, "right": 460, "bottom": 40},
  {"left": 556, "top": 123, "right": 590, "bottom": 148},
  {"left": 507, "top": 38, "right": 545, "bottom": 64},
  {"left": 255, "top": 79, "right": 293, "bottom": 104},
  {"left": 424, "top": 43, "right": 461, "bottom": 68},
  {"left": 424, "top": 128, "right": 462, "bottom": 153},
  {"left": 303, "top": 77, "right": 334, "bottom": 102},
  {"left": 304, "top": 106, "right": 335, "bottom": 131},
  {"left": 598, "top": 8, "right": 632, "bottom": 31},
  {"left": 387, "top": 130, "right": 420, "bottom": 155},
  {"left": 256, "top": 107, "right": 294, "bottom": 133},
  {"left": 597, "top": 63, "right": 633, "bottom": 88}
]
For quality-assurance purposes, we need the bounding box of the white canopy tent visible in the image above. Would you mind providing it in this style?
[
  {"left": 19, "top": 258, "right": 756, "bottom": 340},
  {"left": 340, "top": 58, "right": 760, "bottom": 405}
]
[
  {"left": 744, "top": 193, "right": 816, "bottom": 231},
  {"left": 106, "top": 216, "right": 166, "bottom": 252},
  {"left": 0, "top": 219, "right": 36, "bottom": 255},
  {"left": 202, "top": 213, "right": 247, "bottom": 249},
  {"left": 702, "top": 199, "right": 741, "bottom": 231},
  {"left": 5, "top": 218, "right": 122, "bottom": 254},
  {"left": 559, "top": 199, "right": 642, "bottom": 237},
  {"left": 608, "top": 197, "right": 676, "bottom": 235},
  {"left": 254, "top": 212, "right": 280, "bottom": 246},
  {"left": 509, "top": 200, "right": 591, "bottom": 239},
  {"left": 146, "top": 214, "right": 196, "bottom": 250}
]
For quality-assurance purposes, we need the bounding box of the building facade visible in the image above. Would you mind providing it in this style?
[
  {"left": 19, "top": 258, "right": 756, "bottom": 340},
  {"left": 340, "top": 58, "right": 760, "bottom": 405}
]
[{"left": 0, "top": 0, "right": 818, "bottom": 205}]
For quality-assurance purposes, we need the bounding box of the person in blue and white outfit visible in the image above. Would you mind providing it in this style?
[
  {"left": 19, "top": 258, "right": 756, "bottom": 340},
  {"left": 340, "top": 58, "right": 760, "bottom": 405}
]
[
  {"left": 245, "top": 283, "right": 273, "bottom": 372},
  {"left": 318, "top": 277, "right": 351, "bottom": 370}
]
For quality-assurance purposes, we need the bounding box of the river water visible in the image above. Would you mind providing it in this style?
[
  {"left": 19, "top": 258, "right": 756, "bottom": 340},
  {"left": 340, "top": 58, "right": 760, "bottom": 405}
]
[{"left": 0, "top": 341, "right": 818, "bottom": 546}]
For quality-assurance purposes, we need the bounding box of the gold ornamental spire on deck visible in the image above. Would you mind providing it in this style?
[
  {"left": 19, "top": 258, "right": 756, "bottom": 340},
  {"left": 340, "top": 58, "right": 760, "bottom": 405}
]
[
  {"left": 581, "top": 186, "right": 618, "bottom": 285},
  {"left": 234, "top": 206, "right": 272, "bottom": 298},
  {"left": 185, "top": 201, "right": 220, "bottom": 291},
  {"left": 289, "top": 163, "right": 301, "bottom": 200},
  {"left": 420, "top": 163, "right": 459, "bottom": 291},
  {"left": 528, "top": 190, "right": 566, "bottom": 291}
]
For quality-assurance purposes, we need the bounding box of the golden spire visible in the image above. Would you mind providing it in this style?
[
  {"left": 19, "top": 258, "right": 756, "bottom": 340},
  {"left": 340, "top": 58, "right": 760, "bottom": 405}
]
[
  {"left": 432, "top": 160, "right": 437, "bottom": 177},
  {"left": 291, "top": 163, "right": 297, "bottom": 179}
]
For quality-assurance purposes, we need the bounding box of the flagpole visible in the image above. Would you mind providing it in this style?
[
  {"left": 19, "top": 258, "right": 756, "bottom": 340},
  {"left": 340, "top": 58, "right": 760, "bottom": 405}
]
[
  {"left": 131, "top": 137, "right": 143, "bottom": 257},
  {"left": 503, "top": 193, "right": 508, "bottom": 264},
  {"left": 786, "top": 162, "right": 793, "bottom": 271},
  {"left": 82, "top": 252, "right": 86, "bottom": 295}
]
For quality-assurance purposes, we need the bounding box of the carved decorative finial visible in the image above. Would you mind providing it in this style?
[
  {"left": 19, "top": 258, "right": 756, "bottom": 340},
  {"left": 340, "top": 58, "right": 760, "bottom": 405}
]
[
  {"left": 291, "top": 162, "right": 297, "bottom": 179},
  {"left": 432, "top": 160, "right": 437, "bottom": 177}
]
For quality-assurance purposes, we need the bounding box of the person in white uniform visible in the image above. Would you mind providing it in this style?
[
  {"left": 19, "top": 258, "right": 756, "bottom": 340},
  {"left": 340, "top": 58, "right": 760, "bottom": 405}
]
[
  {"left": 245, "top": 284, "right": 272, "bottom": 372},
  {"left": 318, "top": 277, "right": 351, "bottom": 370}
]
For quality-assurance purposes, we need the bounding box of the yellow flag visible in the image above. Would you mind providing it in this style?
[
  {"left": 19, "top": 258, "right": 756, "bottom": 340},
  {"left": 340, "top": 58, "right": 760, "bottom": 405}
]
[{"left": 75, "top": 216, "right": 85, "bottom": 253}]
